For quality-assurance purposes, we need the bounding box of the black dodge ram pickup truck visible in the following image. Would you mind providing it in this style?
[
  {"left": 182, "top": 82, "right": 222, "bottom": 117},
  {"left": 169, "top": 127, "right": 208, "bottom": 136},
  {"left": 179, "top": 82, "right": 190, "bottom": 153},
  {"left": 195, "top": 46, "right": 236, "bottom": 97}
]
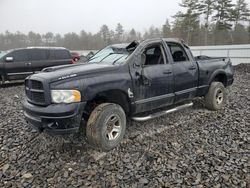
[{"left": 23, "top": 38, "right": 234, "bottom": 151}]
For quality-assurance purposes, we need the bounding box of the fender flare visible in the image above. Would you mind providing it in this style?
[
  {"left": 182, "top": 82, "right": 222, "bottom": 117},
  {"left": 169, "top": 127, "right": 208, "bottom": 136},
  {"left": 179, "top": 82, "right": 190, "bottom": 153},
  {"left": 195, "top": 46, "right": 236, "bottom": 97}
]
[{"left": 208, "top": 69, "right": 227, "bottom": 85}]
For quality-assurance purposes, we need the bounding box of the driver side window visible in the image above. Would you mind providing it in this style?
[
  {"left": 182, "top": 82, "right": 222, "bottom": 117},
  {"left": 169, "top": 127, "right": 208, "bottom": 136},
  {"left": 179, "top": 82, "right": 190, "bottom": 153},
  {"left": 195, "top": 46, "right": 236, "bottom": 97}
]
[
  {"left": 143, "top": 44, "right": 166, "bottom": 66},
  {"left": 8, "top": 50, "right": 28, "bottom": 62}
]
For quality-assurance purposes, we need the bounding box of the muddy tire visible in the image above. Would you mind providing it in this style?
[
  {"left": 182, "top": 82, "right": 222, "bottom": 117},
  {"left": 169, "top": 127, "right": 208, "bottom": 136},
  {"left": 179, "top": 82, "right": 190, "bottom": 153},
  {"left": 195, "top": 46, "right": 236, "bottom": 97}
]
[
  {"left": 86, "top": 103, "right": 126, "bottom": 151},
  {"left": 204, "top": 82, "right": 226, "bottom": 111}
]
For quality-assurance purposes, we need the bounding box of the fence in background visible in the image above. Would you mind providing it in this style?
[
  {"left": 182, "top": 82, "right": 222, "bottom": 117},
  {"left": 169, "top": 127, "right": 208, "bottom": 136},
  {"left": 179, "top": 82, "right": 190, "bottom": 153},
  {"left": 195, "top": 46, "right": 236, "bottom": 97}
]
[
  {"left": 75, "top": 44, "right": 250, "bottom": 65},
  {"left": 190, "top": 44, "right": 250, "bottom": 65}
]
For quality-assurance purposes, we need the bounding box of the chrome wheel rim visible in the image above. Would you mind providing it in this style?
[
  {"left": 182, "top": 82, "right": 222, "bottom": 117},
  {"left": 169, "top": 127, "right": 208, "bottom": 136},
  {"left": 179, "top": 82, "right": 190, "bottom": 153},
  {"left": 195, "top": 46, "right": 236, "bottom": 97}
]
[
  {"left": 215, "top": 89, "right": 223, "bottom": 105},
  {"left": 105, "top": 114, "right": 122, "bottom": 141}
]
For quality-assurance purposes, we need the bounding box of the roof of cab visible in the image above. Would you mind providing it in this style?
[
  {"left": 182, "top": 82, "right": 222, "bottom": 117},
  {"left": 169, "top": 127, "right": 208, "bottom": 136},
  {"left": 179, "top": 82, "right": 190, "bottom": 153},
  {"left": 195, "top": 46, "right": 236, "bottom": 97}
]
[
  {"left": 110, "top": 38, "right": 185, "bottom": 48},
  {"left": 108, "top": 38, "right": 186, "bottom": 52},
  {"left": 143, "top": 38, "right": 186, "bottom": 44}
]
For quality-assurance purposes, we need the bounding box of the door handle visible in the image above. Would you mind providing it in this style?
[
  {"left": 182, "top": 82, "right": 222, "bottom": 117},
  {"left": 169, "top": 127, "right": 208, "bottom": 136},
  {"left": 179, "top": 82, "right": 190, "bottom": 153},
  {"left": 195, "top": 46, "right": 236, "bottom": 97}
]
[
  {"left": 188, "top": 66, "right": 196, "bottom": 70},
  {"left": 25, "top": 62, "right": 32, "bottom": 66},
  {"left": 163, "top": 70, "right": 172, "bottom": 74}
]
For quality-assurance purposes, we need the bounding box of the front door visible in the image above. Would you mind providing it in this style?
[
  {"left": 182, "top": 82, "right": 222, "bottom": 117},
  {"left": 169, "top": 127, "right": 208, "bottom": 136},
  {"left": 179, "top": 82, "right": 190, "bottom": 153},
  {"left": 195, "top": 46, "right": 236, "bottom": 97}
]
[
  {"left": 131, "top": 42, "right": 174, "bottom": 113},
  {"left": 4, "top": 49, "right": 33, "bottom": 80}
]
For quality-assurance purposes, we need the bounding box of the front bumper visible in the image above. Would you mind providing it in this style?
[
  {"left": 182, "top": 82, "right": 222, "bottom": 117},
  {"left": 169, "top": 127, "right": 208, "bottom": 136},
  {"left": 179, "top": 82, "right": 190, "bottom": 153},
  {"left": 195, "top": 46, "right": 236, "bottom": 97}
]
[{"left": 23, "top": 100, "right": 86, "bottom": 134}]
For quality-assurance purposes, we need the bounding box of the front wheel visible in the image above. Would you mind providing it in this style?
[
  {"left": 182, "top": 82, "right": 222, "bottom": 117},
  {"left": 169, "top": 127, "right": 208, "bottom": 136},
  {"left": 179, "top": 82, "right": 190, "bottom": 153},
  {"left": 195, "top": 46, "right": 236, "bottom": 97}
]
[
  {"left": 86, "top": 103, "right": 126, "bottom": 151},
  {"left": 204, "top": 82, "right": 226, "bottom": 111}
]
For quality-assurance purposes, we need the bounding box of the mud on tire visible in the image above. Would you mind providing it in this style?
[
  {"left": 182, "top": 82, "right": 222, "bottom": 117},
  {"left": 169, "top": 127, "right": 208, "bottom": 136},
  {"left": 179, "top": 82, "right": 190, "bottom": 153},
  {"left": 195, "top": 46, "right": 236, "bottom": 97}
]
[
  {"left": 86, "top": 103, "right": 126, "bottom": 151},
  {"left": 204, "top": 82, "right": 226, "bottom": 111}
]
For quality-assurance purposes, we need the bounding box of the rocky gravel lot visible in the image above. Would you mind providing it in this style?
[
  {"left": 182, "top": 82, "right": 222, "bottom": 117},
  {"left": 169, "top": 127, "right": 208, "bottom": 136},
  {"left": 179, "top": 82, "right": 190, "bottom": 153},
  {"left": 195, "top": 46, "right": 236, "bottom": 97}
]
[{"left": 0, "top": 64, "right": 249, "bottom": 188}]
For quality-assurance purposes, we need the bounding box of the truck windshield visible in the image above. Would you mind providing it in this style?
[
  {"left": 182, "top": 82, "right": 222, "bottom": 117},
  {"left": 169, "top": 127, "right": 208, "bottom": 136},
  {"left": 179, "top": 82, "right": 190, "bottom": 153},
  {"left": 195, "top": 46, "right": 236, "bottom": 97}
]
[{"left": 88, "top": 47, "right": 129, "bottom": 64}]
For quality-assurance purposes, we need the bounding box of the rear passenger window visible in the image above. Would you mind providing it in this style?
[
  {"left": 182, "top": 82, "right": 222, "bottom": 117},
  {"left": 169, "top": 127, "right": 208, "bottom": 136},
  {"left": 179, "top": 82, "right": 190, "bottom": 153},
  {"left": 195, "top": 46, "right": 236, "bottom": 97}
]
[
  {"left": 48, "top": 50, "right": 55, "bottom": 60},
  {"left": 29, "top": 49, "right": 47, "bottom": 61},
  {"left": 10, "top": 50, "right": 28, "bottom": 62},
  {"left": 167, "top": 43, "right": 189, "bottom": 62},
  {"left": 54, "top": 50, "right": 70, "bottom": 59}
]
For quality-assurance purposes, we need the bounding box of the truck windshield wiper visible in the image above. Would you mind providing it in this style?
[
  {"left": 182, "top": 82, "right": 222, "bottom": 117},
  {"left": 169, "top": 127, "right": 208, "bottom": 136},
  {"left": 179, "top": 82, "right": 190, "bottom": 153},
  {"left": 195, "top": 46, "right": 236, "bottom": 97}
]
[
  {"left": 88, "top": 56, "right": 98, "bottom": 61},
  {"left": 112, "top": 55, "right": 125, "bottom": 65},
  {"left": 99, "top": 53, "right": 115, "bottom": 62}
]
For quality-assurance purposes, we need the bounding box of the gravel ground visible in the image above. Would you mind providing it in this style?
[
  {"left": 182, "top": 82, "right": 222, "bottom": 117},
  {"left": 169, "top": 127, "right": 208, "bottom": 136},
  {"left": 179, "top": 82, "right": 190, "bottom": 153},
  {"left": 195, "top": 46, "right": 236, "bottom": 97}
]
[{"left": 0, "top": 64, "right": 249, "bottom": 188}]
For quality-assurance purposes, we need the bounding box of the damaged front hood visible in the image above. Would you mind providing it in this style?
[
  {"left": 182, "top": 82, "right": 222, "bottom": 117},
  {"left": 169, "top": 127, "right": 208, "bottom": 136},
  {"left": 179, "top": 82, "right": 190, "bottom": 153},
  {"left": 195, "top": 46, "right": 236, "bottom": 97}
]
[{"left": 30, "top": 62, "right": 119, "bottom": 82}]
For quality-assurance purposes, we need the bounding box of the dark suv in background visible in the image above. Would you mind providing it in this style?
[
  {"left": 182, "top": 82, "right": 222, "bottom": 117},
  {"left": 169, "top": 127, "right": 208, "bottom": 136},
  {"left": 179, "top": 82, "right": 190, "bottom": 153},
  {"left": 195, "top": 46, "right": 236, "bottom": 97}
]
[{"left": 0, "top": 47, "right": 73, "bottom": 85}]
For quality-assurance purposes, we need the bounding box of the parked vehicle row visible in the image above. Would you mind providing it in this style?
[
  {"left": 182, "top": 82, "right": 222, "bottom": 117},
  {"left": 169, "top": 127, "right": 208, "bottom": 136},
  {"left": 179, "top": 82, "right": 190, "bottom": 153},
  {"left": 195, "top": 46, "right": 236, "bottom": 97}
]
[
  {"left": 70, "top": 52, "right": 81, "bottom": 62},
  {"left": 0, "top": 47, "right": 73, "bottom": 85},
  {"left": 70, "top": 51, "right": 95, "bottom": 63},
  {"left": 23, "top": 38, "right": 234, "bottom": 151}
]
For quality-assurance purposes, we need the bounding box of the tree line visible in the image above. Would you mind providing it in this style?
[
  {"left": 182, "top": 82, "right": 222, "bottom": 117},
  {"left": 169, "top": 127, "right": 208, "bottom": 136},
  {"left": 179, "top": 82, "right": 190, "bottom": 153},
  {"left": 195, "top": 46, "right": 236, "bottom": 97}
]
[{"left": 0, "top": 0, "right": 249, "bottom": 51}]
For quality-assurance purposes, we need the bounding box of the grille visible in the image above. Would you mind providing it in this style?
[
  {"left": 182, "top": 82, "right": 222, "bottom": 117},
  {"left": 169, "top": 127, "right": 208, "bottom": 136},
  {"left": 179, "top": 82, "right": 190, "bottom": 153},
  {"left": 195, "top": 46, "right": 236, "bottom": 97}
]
[
  {"left": 25, "top": 80, "right": 46, "bottom": 105},
  {"left": 31, "top": 80, "right": 43, "bottom": 90}
]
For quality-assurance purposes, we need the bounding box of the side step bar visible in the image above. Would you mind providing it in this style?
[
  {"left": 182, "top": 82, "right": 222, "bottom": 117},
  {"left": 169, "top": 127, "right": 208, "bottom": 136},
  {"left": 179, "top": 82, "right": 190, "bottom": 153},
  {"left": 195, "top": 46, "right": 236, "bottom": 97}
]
[{"left": 132, "top": 102, "right": 193, "bottom": 122}]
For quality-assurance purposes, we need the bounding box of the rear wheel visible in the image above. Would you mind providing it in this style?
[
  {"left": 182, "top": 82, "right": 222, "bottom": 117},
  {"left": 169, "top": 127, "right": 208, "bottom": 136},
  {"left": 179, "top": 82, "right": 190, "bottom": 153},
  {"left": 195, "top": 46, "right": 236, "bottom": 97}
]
[
  {"left": 204, "top": 82, "right": 226, "bottom": 111},
  {"left": 86, "top": 103, "right": 126, "bottom": 151}
]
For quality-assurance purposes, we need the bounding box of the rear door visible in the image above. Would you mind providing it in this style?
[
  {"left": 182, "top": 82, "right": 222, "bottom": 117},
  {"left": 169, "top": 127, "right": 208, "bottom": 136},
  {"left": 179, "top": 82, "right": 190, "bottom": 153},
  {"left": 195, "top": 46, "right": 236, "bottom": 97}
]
[
  {"left": 52, "top": 49, "right": 72, "bottom": 66},
  {"left": 4, "top": 49, "right": 33, "bottom": 80},
  {"left": 28, "top": 49, "right": 49, "bottom": 72},
  {"left": 166, "top": 42, "right": 198, "bottom": 103}
]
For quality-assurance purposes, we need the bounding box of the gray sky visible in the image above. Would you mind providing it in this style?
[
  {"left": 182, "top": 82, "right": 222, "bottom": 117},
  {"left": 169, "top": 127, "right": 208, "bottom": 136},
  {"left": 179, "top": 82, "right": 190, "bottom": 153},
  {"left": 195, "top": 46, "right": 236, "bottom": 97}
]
[{"left": 0, "top": 0, "right": 182, "bottom": 34}]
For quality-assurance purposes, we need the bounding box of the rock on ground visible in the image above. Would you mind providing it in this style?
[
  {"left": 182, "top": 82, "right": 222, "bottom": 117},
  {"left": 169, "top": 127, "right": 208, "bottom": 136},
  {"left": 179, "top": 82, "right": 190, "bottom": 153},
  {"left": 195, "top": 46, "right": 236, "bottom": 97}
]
[{"left": 0, "top": 64, "right": 249, "bottom": 187}]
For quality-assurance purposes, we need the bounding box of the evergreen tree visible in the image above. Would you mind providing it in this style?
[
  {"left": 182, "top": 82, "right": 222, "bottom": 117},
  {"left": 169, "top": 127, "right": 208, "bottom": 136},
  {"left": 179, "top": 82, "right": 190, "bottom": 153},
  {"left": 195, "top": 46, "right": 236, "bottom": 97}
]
[
  {"left": 174, "top": 0, "right": 201, "bottom": 44},
  {"left": 129, "top": 28, "right": 137, "bottom": 41},
  {"left": 100, "top": 25, "right": 111, "bottom": 45},
  {"left": 199, "top": 0, "right": 216, "bottom": 45},
  {"left": 162, "top": 19, "right": 172, "bottom": 38},
  {"left": 231, "top": 0, "right": 250, "bottom": 25},
  {"left": 212, "top": 0, "right": 234, "bottom": 44},
  {"left": 115, "top": 23, "right": 124, "bottom": 42},
  {"left": 213, "top": 0, "right": 234, "bottom": 30},
  {"left": 232, "top": 24, "right": 249, "bottom": 44},
  {"left": 248, "top": 21, "right": 250, "bottom": 43},
  {"left": 54, "top": 33, "right": 63, "bottom": 47},
  {"left": 28, "top": 31, "right": 42, "bottom": 46},
  {"left": 43, "top": 32, "right": 54, "bottom": 45},
  {"left": 63, "top": 32, "right": 80, "bottom": 50},
  {"left": 172, "top": 13, "right": 187, "bottom": 41},
  {"left": 109, "top": 30, "right": 115, "bottom": 44}
]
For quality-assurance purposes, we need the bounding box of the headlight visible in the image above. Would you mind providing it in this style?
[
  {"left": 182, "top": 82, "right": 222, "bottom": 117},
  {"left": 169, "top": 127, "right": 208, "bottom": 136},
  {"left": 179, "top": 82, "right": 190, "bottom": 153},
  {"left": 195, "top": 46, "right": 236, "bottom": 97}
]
[{"left": 51, "top": 90, "right": 81, "bottom": 103}]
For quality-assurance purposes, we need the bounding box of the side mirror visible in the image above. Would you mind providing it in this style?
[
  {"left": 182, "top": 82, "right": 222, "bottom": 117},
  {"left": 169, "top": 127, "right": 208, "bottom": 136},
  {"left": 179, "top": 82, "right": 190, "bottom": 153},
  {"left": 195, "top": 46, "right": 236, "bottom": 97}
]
[
  {"left": 86, "top": 52, "right": 94, "bottom": 60},
  {"left": 5, "top": 57, "right": 14, "bottom": 62}
]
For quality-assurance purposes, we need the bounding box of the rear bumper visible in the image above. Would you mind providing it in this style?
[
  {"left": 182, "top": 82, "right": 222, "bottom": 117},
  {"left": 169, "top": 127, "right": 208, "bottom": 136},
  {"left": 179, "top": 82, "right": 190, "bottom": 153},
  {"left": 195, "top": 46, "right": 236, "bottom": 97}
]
[{"left": 23, "top": 100, "right": 86, "bottom": 134}]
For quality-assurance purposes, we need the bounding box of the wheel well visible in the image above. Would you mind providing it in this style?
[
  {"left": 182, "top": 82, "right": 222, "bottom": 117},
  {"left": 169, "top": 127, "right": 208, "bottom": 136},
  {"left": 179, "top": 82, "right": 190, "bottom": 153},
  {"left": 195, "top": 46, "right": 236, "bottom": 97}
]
[
  {"left": 83, "top": 90, "right": 130, "bottom": 120},
  {"left": 213, "top": 73, "right": 227, "bottom": 87}
]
